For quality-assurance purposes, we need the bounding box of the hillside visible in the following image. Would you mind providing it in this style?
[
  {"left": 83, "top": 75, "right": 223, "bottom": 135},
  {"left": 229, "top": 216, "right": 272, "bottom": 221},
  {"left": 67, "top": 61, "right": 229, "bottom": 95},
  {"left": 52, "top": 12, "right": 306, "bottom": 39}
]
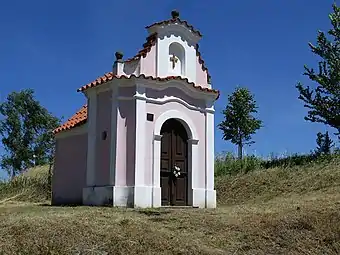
[{"left": 0, "top": 160, "right": 340, "bottom": 254}]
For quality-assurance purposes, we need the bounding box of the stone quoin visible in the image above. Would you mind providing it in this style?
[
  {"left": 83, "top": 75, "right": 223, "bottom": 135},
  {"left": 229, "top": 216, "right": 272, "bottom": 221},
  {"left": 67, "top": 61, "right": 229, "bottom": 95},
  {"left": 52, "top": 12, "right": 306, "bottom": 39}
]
[{"left": 52, "top": 10, "right": 220, "bottom": 208}]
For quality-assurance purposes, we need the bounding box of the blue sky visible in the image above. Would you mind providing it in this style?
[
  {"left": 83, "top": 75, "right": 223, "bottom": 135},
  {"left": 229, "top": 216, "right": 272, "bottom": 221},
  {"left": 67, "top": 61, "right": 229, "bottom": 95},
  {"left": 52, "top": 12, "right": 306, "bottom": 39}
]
[{"left": 0, "top": 0, "right": 337, "bottom": 177}]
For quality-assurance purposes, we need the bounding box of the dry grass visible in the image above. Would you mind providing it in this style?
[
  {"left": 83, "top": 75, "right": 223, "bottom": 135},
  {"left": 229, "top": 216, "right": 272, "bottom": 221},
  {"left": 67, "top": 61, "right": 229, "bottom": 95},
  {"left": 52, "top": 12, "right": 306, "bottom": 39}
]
[{"left": 0, "top": 161, "right": 340, "bottom": 254}]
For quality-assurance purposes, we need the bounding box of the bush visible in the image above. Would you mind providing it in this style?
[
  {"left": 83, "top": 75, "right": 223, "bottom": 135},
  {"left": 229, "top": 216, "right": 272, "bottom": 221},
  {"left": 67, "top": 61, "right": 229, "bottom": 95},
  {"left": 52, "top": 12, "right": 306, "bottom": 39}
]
[
  {"left": 0, "top": 165, "right": 50, "bottom": 202},
  {"left": 215, "top": 151, "right": 340, "bottom": 177},
  {"left": 215, "top": 152, "right": 263, "bottom": 176}
]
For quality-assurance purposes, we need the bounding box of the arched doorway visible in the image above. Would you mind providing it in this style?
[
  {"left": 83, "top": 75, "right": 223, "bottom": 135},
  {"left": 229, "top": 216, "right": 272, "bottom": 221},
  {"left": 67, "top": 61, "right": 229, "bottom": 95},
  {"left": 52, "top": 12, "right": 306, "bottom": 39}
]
[{"left": 160, "top": 118, "right": 188, "bottom": 206}]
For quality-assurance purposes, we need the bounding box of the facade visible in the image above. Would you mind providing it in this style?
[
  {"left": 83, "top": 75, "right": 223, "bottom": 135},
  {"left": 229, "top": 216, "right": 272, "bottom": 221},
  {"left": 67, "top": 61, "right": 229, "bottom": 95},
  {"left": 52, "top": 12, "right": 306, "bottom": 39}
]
[{"left": 52, "top": 10, "right": 220, "bottom": 208}]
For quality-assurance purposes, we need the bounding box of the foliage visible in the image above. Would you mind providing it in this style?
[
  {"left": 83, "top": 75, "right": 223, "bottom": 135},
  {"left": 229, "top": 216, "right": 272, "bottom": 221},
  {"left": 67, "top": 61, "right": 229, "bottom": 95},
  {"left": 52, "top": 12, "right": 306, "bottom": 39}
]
[
  {"left": 0, "top": 89, "right": 60, "bottom": 178},
  {"left": 315, "top": 131, "right": 334, "bottom": 155},
  {"left": 215, "top": 152, "right": 263, "bottom": 176},
  {"left": 0, "top": 165, "right": 50, "bottom": 202},
  {"left": 296, "top": 3, "right": 340, "bottom": 138},
  {"left": 218, "top": 87, "right": 262, "bottom": 159},
  {"left": 215, "top": 150, "right": 340, "bottom": 177}
]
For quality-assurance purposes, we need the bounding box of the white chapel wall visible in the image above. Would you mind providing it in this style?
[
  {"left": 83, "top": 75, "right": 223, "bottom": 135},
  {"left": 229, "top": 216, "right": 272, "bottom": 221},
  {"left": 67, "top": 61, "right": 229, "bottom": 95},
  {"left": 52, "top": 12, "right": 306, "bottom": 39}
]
[
  {"left": 144, "top": 100, "right": 206, "bottom": 188},
  {"left": 156, "top": 34, "right": 197, "bottom": 83}
]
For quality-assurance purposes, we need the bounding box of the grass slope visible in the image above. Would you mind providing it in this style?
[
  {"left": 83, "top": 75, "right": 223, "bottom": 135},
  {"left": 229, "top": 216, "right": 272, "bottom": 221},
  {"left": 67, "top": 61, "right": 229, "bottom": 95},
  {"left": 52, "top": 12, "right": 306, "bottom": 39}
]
[{"left": 0, "top": 160, "right": 340, "bottom": 254}]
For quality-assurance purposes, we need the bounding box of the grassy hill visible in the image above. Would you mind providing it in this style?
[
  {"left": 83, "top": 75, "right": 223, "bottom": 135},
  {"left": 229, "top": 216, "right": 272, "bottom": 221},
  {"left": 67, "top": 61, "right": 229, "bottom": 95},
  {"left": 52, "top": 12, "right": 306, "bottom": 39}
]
[{"left": 0, "top": 158, "right": 340, "bottom": 254}]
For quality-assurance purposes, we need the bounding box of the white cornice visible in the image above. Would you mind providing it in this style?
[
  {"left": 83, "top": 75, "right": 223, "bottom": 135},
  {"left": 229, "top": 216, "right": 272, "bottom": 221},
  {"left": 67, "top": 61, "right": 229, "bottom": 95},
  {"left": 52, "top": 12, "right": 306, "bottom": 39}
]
[
  {"left": 127, "top": 94, "right": 214, "bottom": 113},
  {"left": 81, "top": 76, "right": 217, "bottom": 102},
  {"left": 148, "top": 24, "right": 201, "bottom": 46},
  {"left": 133, "top": 77, "right": 217, "bottom": 101}
]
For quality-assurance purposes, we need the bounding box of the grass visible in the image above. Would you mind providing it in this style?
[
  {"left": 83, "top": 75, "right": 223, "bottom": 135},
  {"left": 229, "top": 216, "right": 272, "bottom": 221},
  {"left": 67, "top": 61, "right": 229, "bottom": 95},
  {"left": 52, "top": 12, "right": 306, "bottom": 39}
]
[
  {"left": 0, "top": 156, "right": 340, "bottom": 254},
  {"left": 0, "top": 165, "right": 50, "bottom": 203}
]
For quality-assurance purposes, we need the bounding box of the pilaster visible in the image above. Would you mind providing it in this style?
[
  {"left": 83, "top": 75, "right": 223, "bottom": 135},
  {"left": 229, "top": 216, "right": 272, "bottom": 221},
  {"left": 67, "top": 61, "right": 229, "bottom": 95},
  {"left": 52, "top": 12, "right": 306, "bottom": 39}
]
[
  {"left": 188, "top": 138, "right": 200, "bottom": 207},
  {"left": 152, "top": 134, "right": 162, "bottom": 207},
  {"left": 86, "top": 89, "right": 97, "bottom": 186},
  {"left": 134, "top": 84, "right": 152, "bottom": 207},
  {"left": 205, "top": 100, "right": 216, "bottom": 208},
  {"left": 109, "top": 84, "right": 118, "bottom": 185}
]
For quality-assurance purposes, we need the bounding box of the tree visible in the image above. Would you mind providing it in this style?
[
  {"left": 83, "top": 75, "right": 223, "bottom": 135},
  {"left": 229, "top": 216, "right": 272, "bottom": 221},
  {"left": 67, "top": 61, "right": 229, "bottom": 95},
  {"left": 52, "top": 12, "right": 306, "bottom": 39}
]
[
  {"left": 296, "top": 3, "right": 340, "bottom": 138},
  {"left": 0, "top": 89, "right": 60, "bottom": 178},
  {"left": 218, "top": 87, "right": 262, "bottom": 159},
  {"left": 315, "top": 131, "right": 334, "bottom": 155}
]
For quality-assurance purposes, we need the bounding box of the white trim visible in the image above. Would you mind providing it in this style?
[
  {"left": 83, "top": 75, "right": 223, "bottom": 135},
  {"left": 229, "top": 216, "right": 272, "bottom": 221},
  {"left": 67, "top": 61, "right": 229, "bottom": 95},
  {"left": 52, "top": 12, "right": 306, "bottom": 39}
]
[
  {"left": 55, "top": 92, "right": 211, "bottom": 140},
  {"left": 205, "top": 109, "right": 216, "bottom": 208},
  {"left": 141, "top": 80, "right": 213, "bottom": 101},
  {"left": 86, "top": 90, "right": 97, "bottom": 186},
  {"left": 152, "top": 134, "right": 162, "bottom": 207},
  {"left": 109, "top": 85, "right": 118, "bottom": 185},
  {"left": 84, "top": 78, "right": 217, "bottom": 102},
  {"left": 187, "top": 138, "right": 199, "bottom": 206},
  {"left": 205, "top": 111, "right": 215, "bottom": 190},
  {"left": 55, "top": 124, "right": 87, "bottom": 139},
  {"left": 148, "top": 23, "right": 201, "bottom": 45},
  {"left": 118, "top": 94, "right": 214, "bottom": 114},
  {"left": 134, "top": 85, "right": 146, "bottom": 187},
  {"left": 154, "top": 110, "right": 198, "bottom": 139},
  {"left": 152, "top": 109, "right": 199, "bottom": 207}
]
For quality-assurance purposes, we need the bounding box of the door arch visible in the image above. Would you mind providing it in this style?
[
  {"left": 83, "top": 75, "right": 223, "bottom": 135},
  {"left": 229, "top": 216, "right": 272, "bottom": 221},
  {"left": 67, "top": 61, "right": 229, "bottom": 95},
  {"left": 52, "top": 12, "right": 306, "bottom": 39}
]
[{"left": 160, "top": 118, "right": 188, "bottom": 206}]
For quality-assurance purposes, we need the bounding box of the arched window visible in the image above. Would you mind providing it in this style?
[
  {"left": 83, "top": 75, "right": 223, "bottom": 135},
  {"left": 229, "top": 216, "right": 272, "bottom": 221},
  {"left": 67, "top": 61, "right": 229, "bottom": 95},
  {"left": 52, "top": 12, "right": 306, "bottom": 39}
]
[{"left": 168, "top": 42, "right": 185, "bottom": 76}]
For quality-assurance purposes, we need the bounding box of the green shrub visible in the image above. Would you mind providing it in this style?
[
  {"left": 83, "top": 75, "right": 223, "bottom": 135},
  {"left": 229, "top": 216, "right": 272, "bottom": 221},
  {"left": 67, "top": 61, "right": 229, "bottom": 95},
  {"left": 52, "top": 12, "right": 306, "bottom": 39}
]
[
  {"left": 215, "top": 151, "right": 340, "bottom": 177},
  {"left": 215, "top": 152, "right": 263, "bottom": 176},
  {"left": 0, "top": 165, "right": 50, "bottom": 202}
]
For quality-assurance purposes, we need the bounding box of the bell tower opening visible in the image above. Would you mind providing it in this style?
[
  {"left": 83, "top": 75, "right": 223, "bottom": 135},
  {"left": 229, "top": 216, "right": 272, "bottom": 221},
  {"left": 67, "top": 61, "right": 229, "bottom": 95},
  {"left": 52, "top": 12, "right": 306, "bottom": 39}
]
[{"left": 168, "top": 42, "right": 185, "bottom": 76}]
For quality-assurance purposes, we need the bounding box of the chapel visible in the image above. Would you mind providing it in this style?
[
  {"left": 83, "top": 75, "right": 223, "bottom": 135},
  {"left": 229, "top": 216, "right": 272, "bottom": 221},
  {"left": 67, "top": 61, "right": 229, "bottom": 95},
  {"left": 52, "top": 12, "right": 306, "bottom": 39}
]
[{"left": 52, "top": 10, "right": 220, "bottom": 208}]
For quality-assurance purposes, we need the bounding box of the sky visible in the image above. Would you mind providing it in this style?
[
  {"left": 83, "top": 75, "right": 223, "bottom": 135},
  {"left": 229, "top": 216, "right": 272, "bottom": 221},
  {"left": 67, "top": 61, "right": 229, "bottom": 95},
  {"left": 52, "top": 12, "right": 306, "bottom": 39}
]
[{"left": 0, "top": 0, "right": 338, "bottom": 178}]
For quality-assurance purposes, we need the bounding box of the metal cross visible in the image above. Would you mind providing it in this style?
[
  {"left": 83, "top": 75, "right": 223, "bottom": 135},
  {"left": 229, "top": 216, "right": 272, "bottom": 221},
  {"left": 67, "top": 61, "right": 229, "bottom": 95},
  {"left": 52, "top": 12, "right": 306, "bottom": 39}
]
[{"left": 169, "top": 54, "right": 178, "bottom": 69}]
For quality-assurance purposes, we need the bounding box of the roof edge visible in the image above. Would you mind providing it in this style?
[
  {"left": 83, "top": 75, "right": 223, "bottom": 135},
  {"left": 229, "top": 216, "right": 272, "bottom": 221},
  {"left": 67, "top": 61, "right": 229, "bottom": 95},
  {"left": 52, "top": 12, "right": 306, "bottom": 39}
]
[{"left": 145, "top": 18, "right": 202, "bottom": 38}]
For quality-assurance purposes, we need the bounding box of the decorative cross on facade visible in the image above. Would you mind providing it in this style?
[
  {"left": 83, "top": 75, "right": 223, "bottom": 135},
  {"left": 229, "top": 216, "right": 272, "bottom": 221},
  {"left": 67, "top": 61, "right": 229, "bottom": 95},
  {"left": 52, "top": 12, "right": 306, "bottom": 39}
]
[{"left": 169, "top": 54, "right": 178, "bottom": 69}]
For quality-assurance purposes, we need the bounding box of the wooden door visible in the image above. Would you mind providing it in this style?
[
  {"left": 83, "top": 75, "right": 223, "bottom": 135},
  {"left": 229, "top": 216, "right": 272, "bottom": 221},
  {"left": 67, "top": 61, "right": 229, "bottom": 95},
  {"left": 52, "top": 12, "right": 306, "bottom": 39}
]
[{"left": 160, "top": 119, "right": 188, "bottom": 206}]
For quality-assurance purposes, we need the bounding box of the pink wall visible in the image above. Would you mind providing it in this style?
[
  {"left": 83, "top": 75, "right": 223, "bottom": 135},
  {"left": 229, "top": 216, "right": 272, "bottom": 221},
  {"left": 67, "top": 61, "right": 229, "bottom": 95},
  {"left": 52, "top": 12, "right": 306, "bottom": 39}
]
[
  {"left": 144, "top": 88, "right": 206, "bottom": 187},
  {"left": 141, "top": 45, "right": 157, "bottom": 77},
  {"left": 139, "top": 41, "right": 210, "bottom": 89},
  {"left": 115, "top": 88, "right": 136, "bottom": 186},
  {"left": 52, "top": 132, "right": 87, "bottom": 205},
  {"left": 95, "top": 91, "right": 112, "bottom": 186},
  {"left": 196, "top": 56, "right": 209, "bottom": 88},
  {"left": 146, "top": 87, "right": 206, "bottom": 108},
  {"left": 53, "top": 83, "right": 208, "bottom": 205}
]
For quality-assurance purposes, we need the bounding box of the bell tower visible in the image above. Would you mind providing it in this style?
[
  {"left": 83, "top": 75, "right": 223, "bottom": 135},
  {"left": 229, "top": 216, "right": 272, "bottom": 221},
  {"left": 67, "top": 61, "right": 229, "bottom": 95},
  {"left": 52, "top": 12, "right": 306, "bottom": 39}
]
[{"left": 146, "top": 10, "right": 202, "bottom": 83}]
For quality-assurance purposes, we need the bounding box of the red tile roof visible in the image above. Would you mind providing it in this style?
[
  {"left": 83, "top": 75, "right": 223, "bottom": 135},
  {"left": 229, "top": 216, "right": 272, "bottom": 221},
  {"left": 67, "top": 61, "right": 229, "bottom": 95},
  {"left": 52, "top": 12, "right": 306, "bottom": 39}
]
[
  {"left": 125, "top": 33, "right": 158, "bottom": 62},
  {"left": 53, "top": 105, "right": 87, "bottom": 134},
  {"left": 77, "top": 73, "right": 219, "bottom": 97},
  {"left": 195, "top": 44, "right": 211, "bottom": 84},
  {"left": 145, "top": 18, "right": 202, "bottom": 38},
  {"left": 54, "top": 75, "right": 219, "bottom": 135},
  {"left": 54, "top": 13, "right": 215, "bottom": 135}
]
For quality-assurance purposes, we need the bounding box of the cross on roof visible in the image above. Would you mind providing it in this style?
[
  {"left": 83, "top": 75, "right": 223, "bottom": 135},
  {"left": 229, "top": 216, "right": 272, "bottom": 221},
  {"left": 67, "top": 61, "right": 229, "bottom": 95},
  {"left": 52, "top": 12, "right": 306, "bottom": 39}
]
[{"left": 170, "top": 54, "right": 178, "bottom": 69}]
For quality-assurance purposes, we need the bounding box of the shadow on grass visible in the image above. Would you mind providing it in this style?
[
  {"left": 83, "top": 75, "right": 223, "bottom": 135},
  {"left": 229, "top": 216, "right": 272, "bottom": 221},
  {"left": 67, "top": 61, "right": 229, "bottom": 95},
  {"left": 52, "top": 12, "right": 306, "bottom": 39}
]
[
  {"left": 137, "top": 208, "right": 171, "bottom": 216},
  {"left": 37, "top": 203, "right": 83, "bottom": 207}
]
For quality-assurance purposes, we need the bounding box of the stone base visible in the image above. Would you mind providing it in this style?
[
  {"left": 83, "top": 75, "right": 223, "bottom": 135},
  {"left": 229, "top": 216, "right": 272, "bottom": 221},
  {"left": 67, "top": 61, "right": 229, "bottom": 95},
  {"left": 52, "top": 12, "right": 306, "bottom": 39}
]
[
  {"left": 83, "top": 186, "right": 134, "bottom": 207},
  {"left": 192, "top": 188, "right": 206, "bottom": 208},
  {"left": 82, "top": 186, "right": 216, "bottom": 208},
  {"left": 133, "top": 186, "right": 151, "bottom": 208},
  {"left": 205, "top": 189, "right": 217, "bottom": 208},
  {"left": 82, "top": 185, "right": 161, "bottom": 208},
  {"left": 152, "top": 187, "right": 162, "bottom": 207},
  {"left": 191, "top": 188, "right": 217, "bottom": 208}
]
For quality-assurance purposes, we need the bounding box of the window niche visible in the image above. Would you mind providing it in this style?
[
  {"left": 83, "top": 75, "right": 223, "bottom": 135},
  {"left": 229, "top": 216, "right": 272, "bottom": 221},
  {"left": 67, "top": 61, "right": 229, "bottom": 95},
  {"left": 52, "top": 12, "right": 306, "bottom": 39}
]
[{"left": 168, "top": 42, "right": 185, "bottom": 76}]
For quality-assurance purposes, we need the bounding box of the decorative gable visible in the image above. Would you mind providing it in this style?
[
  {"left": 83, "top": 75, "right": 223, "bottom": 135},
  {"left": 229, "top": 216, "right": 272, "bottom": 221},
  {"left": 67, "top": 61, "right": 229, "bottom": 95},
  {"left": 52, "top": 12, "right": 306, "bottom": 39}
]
[
  {"left": 145, "top": 11, "right": 199, "bottom": 85},
  {"left": 111, "top": 10, "right": 211, "bottom": 87},
  {"left": 54, "top": 10, "right": 217, "bottom": 135}
]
